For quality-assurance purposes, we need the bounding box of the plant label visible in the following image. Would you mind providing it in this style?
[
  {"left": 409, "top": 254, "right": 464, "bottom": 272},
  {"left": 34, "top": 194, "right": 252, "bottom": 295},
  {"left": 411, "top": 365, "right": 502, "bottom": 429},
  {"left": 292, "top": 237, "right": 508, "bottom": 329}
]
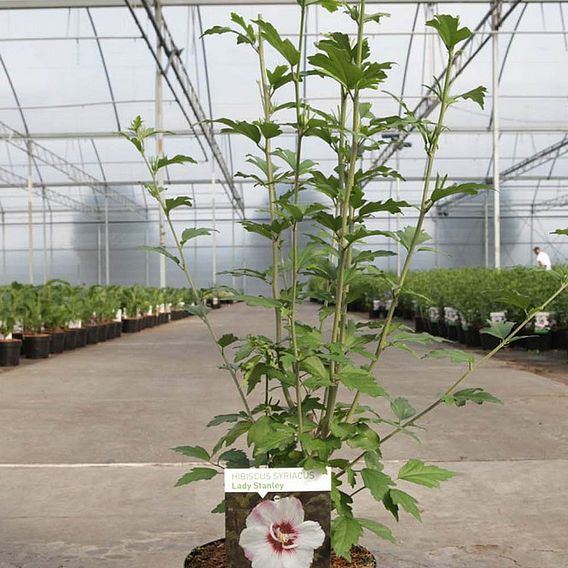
[
  {"left": 225, "top": 467, "right": 331, "bottom": 568},
  {"left": 490, "top": 311, "right": 506, "bottom": 324}
]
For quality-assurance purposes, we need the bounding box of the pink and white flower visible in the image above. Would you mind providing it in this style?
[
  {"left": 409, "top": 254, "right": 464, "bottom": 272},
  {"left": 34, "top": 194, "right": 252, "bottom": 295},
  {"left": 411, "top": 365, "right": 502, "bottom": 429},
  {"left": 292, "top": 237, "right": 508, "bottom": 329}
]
[{"left": 239, "top": 496, "right": 325, "bottom": 568}]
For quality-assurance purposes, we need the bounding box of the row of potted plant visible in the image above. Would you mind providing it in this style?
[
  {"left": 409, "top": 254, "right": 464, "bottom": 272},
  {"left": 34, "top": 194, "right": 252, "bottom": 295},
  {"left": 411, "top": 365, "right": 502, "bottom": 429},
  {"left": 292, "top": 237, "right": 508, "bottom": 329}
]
[{"left": 0, "top": 282, "right": 233, "bottom": 367}]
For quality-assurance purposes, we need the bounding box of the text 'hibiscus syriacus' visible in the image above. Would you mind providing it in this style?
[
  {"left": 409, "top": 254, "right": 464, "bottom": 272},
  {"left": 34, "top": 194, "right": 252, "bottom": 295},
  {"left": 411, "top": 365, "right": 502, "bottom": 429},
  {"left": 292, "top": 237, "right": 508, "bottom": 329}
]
[{"left": 239, "top": 496, "right": 325, "bottom": 568}]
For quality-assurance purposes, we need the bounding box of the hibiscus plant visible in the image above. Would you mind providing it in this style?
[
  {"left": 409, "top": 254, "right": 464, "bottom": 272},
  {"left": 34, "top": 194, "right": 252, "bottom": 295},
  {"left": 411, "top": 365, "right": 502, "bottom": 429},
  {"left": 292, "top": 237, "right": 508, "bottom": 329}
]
[{"left": 123, "top": 0, "right": 568, "bottom": 560}]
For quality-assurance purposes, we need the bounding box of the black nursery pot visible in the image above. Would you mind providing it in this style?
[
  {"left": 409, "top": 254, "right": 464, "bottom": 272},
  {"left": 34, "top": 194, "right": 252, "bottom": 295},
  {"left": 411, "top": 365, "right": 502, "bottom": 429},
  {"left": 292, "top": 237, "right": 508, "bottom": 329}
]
[
  {"left": 446, "top": 324, "right": 459, "bottom": 341},
  {"left": 551, "top": 329, "right": 567, "bottom": 350},
  {"left": 414, "top": 316, "right": 425, "bottom": 333},
  {"left": 514, "top": 332, "right": 552, "bottom": 351},
  {"left": 428, "top": 320, "right": 440, "bottom": 337},
  {"left": 97, "top": 324, "right": 108, "bottom": 342},
  {"left": 438, "top": 322, "right": 448, "bottom": 338},
  {"left": 457, "top": 326, "right": 467, "bottom": 344},
  {"left": 114, "top": 321, "right": 123, "bottom": 337},
  {"left": 106, "top": 322, "right": 116, "bottom": 340},
  {"left": 86, "top": 325, "right": 99, "bottom": 345},
  {"left": 76, "top": 328, "right": 87, "bottom": 348},
  {"left": 49, "top": 330, "right": 65, "bottom": 354},
  {"left": 480, "top": 332, "right": 501, "bottom": 351},
  {"left": 64, "top": 329, "right": 78, "bottom": 351},
  {"left": 22, "top": 334, "right": 51, "bottom": 359},
  {"left": 465, "top": 327, "right": 481, "bottom": 347},
  {"left": 0, "top": 339, "right": 22, "bottom": 367},
  {"left": 122, "top": 318, "right": 140, "bottom": 334}
]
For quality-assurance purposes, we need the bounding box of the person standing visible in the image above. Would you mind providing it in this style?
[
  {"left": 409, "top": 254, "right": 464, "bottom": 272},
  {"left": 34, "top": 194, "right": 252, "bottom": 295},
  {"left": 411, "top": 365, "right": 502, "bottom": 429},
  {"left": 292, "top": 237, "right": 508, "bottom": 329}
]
[{"left": 533, "top": 246, "right": 552, "bottom": 270}]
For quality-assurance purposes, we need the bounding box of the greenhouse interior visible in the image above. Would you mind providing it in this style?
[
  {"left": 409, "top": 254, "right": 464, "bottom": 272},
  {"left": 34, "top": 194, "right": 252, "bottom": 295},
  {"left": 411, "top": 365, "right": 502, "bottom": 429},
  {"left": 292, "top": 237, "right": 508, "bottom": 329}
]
[{"left": 0, "top": 0, "right": 567, "bottom": 567}]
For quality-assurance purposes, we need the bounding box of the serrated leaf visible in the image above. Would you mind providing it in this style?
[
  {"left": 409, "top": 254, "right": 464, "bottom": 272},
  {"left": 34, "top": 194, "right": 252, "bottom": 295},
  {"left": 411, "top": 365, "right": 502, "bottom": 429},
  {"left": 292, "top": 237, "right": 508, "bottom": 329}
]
[
  {"left": 155, "top": 154, "right": 196, "bottom": 171},
  {"left": 442, "top": 388, "right": 502, "bottom": 407},
  {"left": 398, "top": 459, "right": 454, "bottom": 488},
  {"left": 426, "top": 14, "right": 472, "bottom": 50},
  {"left": 186, "top": 304, "right": 210, "bottom": 318},
  {"left": 460, "top": 86, "right": 487, "bottom": 109},
  {"left": 430, "top": 181, "right": 492, "bottom": 204},
  {"left": 218, "top": 333, "right": 239, "bottom": 349},
  {"left": 339, "top": 366, "right": 386, "bottom": 398},
  {"left": 164, "top": 196, "right": 193, "bottom": 215},
  {"left": 181, "top": 227, "right": 215, "bottom": 246},
  {"left": 391, "top": 397, "right": 416, "bottom": 421},
  {"left": 480, "top": 321, "right": 515, "bottom": 340},
  {"left": 219, "top": 449, "right": 249, "bottom": 468},
  {"left": 207, "top": 413, "right": 241, "bottom": 427},
  {"left": 331, "top": 516, "right": 362, "bottom": 561},
  {"left": 425, "top": 348, "right": 474, "bottom": 365},
  {"left": 175, "top": 467, "right": 218, "bottom": 487},
  {"left": 139, "top": 245, "right": 180, "bottom": 266},
  {"left": 172, "top": 445, "right": 210, "bottom": 461},
  {"left": 361, "top": 468, "right": 394, "bottom": 501},
  {"left": 389, "top": 488, "right": 421, "bottom": 520},
  {"left": 357, "top": 518, "right": 395, "bottom": 543},
  {"left": 232, "top": 294, "right": 281, "bottom": 309}
]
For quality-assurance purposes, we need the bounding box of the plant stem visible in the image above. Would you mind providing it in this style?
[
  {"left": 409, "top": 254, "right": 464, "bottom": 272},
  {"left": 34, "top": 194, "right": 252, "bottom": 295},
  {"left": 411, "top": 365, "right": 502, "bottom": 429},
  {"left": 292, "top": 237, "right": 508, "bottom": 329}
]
[
  {"left": 257, "top": 19, "right": 294, "bottom": 409},
  {"left": 319, "top": 0, "right": 367, "bottom": 437},
  {"left": 289, "top": 0, "right": 308, "bottom": 436},
  {"left": 342, "top": 278, "right": 568, "bottom": 474},
  {"left": 344, "top": 47, "right": 456, "bottom": 423}
]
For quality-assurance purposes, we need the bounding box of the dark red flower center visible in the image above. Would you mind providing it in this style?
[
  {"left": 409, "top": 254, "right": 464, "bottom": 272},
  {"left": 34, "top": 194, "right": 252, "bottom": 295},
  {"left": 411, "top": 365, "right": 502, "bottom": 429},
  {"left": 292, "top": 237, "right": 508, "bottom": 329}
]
[{"left": 267, "top": 521, "right": 298, "bottom": 552}]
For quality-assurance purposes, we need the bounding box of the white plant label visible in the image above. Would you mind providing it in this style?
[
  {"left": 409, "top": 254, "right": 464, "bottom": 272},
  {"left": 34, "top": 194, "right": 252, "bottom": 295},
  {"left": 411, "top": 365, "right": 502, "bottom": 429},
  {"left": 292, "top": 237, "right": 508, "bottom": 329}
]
[
  {"left": 225, "top": 467, "right": 332, "bottom": 498},
  {"left": 490, "top": 311, "right": 506, "bottom": 324}
]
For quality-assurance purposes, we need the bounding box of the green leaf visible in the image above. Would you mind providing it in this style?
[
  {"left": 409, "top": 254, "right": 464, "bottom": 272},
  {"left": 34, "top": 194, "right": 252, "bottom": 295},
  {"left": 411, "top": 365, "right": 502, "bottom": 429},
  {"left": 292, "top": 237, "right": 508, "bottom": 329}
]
[
  {"left": 180, "top": 227, "right": 215, "bottom": 246},
  {"left": 218, "top": 333, "right": 239, "bottom": 349},
  {"left": 442, "top": 387, "right": 502, "bottom": 407},
  {"left": 361, "top": 468, "right": 394, "bottom": 501},
  {"left": 430, "top": 181, "right": 492, "bottom": 205},
  {"left": 347, "top": 424, "right": 380, "bottom": 451},
  {"left": 186, "top": 304, "right": 210, "bottom": 318},
  {"left": 331, "top": 516, "right": 362, "bottom": 561},
  {"left": 207, "top": 413, "right": 241, "bottom": 427},
  {"left": 425, "top": 348, "right": 474, "bottom": 365},
  {"left": 552, "top": 228, "right": 568, "bottom": 235},
  {"left": 164, "top": 196, "right": 193, "bottom": 215},
  {"left": 175, "top": 467, "right": 218, "bottom": 487},
  {"left": 389, "top": 488, "right": 421, "bottom": 521},
  {"left": 357, "top": 518, "right": 395, "bottom": 543},
  {"left": 211, "top": 500, "right": 225, "bottom": 514},
  {"left": 255, "top": 19, "right": 300, "bottom": 66},
  {"left": 398, "top": 459, "right": 454, "bottom": 488},
  {"left": 216, "top": 118, "right": 261, "bottom": 145},
  {"left": 426, "top": 14, "right": 472, "bottom": 50},
  {"left": 396, "top": 226, "right": 431, "bottom": 251},
  {"left": 480, "top": 321, "right": 515, "bottom": 340},
  {"left": 339, "top": 366, "right": 387, "bottom": 398},
  {"left": 460, "top": 86, "right": 487, "bottom": 109},
  {"left": 219, "top": 449, "right": 249, "bottom": 468},
  {"left": 257, "top": 121, "right": 282, "bottom": 139},
  {"left": 233, "top": 294, "right": 281, "bottom": 309},
  {"left": 155, "top": 154, "right": 196, "bottom": 171},
  {"left": 172, "top": 445, "right": 210, "bottom": 461},
  {"left": 247, "top": 416, "right": 295, "bottom": 454},
  {"left": 139, "top": 245, "right": 180, "bottom": 266},
  {"left": 390, "top": 397, "right": 416, "bottom": 421}
]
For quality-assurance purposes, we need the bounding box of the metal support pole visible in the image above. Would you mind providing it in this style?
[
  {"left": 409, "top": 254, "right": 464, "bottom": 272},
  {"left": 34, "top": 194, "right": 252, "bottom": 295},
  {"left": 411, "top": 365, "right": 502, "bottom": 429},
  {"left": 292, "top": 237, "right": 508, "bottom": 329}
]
[
  {"left": 97, "top": 225, "right": 102, "bottom": 285},
  {"left": 492, "top": 6, "right": 501, "bottom": 269},
  {"left": 484, "top": 191, "right": 489, "bottom": 268},
  {"left": 26, "top": 139, "right": 34, "bottom": 284},
  {"left": 104, "top": 186, "right": 110, "bottom": 284},
  {"left": 42, "top": 187, "right": 48, "bottom": 283},
  {"left": 155, "top": 0, "right": 167, "bottom": 288},
  {"left": 211, "top": 158, "right": 217, "bottom": 286},
  {"left": 395, "top": 149, "right": 401, "bottom": 276},
  {"left": 1, "top": 211, "right": 5, "bottom": 277}
]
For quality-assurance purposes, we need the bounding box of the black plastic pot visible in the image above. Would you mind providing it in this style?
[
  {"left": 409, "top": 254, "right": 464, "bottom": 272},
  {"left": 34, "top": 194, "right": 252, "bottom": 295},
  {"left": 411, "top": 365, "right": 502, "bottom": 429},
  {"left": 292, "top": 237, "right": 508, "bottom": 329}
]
[
  {"left": 446, "top": 324, "right": 459, "bottom": 341},
  {"left": 457, "top": 326, "right": 467, "bottom": 344},
  {"left": 86, "top": 325, "right": 99, "bottom": 345},
  {"left": 480, "top": 332, "right": 501, "bottom": 351},
  {"left": 465, "top": 327, "right": 481, "bottom": 347},
  {"left": 22, "top": 334, "right": 51, "bottom": 359},
  {"left": 106, "top": 322, "right": 116, "bottom": 340},
  {"left": 64, "top": 329, "right": 78, "bottom": 351},
  {"left": 414, "top": 316, "right": 425, "bottom": 333},
  {"left": 209, "top": 297, "right": 221, "bottom": 310},
  {"left": 49, "top": 330, "right": 65, "bottom": 354},
  {"left": 438, "top": 322, "right": 448, "bottom": 338},
  {"left": 551, "top": 329, "right": 567, "bottom": 350},
  {"left": 97, "top": 324, "right": 108, "bottom": 342},
  {"left": 122, "top": 318, "right": 140, "bottom": 333},
  {"left": 114, "top": 321, "right": 122, "bottom": 337},
  {"left": 76, "top": 328, "right": 87, "bottom": 348},
  {"left": 347, "top": 299, "right": 365, "bottom": 313},
  {"left": 428, "top": 321, "right": 440, "bottom": 337},
  {"left": 0, "top": 339, "right": 22, "bottom": 367},
  {"left": 513, "top": 333, "right": 552, "bottom": 351}
]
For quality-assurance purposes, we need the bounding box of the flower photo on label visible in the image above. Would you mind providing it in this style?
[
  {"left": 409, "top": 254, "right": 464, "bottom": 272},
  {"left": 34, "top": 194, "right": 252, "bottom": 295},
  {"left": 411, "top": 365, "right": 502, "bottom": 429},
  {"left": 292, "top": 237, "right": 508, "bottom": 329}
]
[{"left": 239, "top": 496, "right": 325, "bottom": 568}]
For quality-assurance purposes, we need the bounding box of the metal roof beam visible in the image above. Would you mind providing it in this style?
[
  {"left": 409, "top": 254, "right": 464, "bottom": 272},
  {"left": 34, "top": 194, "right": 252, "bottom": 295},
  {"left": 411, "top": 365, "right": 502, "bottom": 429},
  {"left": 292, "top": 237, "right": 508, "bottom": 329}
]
[
  {"left": 0, "top": 0, "right": 561, "bottom": 7},
  {"left": 0, "top": 120, "right": 145, "bottom": 218},
  {"left": 125, "top": 0, "right": 245, "bottom": 218}
]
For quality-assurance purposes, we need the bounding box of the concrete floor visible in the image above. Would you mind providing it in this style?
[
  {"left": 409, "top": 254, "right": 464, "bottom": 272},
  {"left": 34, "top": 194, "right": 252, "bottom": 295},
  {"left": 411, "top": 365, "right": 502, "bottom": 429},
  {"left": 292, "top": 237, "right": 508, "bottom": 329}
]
[{"left": 0, "top": 303, "right": 567, "bottom": 568}]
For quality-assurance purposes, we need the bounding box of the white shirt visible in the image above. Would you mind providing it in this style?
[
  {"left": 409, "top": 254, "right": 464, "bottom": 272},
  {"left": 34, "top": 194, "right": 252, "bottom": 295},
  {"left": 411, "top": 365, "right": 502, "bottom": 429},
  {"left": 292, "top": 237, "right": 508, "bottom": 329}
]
[{"left": 536, "top": 251, "right": 552, "bottom": 270}]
